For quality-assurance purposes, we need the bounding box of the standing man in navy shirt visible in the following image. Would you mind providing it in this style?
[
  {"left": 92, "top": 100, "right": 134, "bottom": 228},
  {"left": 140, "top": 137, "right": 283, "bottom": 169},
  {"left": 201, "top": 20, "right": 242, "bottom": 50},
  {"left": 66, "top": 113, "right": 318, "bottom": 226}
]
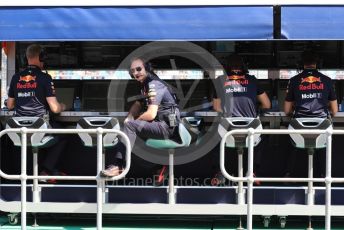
[
  {"left": 283, "top": 50, "right": 338, "bottom": 178},
  {"left": 211, "top": 54, "right": 271, "bottom": 185},
  {"left": 7, "top": 44, "right": 66, "bottom": 182},
  {"left": 100, "top": 57, "right": 180, "bottom": 179}
]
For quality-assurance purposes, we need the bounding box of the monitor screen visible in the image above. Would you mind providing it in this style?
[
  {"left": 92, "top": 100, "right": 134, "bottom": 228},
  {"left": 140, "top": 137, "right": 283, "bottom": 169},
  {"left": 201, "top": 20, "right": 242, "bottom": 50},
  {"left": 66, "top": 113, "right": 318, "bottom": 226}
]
[
  {"left": 82, "top": 81, "right": 109, "bottom": 111},
  {"left": 55, "top": 87, "right": 75, "bottom": 111},
  {"left": 258, "top": 79, "right": 273, "bottom": 99},
  {"left": 276, "top": 79, "right": 289, "bottom": 111}
]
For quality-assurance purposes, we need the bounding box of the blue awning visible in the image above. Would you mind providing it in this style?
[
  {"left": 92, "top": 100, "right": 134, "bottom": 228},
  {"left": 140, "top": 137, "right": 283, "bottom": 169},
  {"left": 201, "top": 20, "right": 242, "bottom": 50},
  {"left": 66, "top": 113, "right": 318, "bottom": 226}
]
[
  {"left": 0, "top": 6, "right": 273, "bottom": 41},
  {"left": 281, "top": 6, "right": 344, "bottom": 39}
]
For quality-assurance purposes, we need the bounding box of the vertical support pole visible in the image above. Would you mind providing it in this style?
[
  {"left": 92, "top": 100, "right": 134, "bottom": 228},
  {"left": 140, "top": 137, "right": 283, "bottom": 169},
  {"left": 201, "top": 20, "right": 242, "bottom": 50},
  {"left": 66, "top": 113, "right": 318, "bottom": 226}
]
[
  {"left": 168, "top": 149, "right": 175, "bottom": 204},
  {"left": 246, "top": 129, "right": 255, "bottom": 230},
  {"left": 325, "top": 130, "right": 333, "bottom": 230},
  {"left": 1, "top": 42, "right": 15, "bottom": 107},
  {"left": 1, "top": 44, "right": 8, "bottom": 107},
  {"left": 237, "top": 148, "right": 245, "bottom": 205},
  {"left": 102, "top": 148, "right": 108, "bottom": 203},
  {"left": 307, "top": 148, "right": 315, "bottom": 206},
  {"left": 20, "top": 128, "right": 27, "bottom": 230},
  {"left": 96, "top": 128, "right": 103, "bottom": 230},
  {"left": 32, "top": 148, "right": 40, "bottom": 203}
]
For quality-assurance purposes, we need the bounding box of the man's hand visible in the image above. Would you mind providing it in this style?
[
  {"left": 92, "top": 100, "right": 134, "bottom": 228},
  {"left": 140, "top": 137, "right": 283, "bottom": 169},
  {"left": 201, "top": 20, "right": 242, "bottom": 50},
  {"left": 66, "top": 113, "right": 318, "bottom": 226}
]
[{"left": 60, "top": 103, "right": 66, "bottom": 112}]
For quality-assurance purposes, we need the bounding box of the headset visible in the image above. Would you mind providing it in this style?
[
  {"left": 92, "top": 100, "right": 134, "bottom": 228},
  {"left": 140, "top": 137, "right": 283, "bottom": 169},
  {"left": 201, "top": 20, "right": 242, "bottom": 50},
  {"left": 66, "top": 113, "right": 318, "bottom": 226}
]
[
  {"left": 23, "top": 45, "right": 47, "bottom": 67},
  {"left": 227, "top": 70, "right": 248, "bottom": 76},
  {"left": 39, "top": 47, "right": 47, "bottom": 63},
  {"left": 225, "top": 54, "right": 249, "bottom": 76},
  {"left": 144, "top": 62, "right": 153, "bottom": 72},
  {"left": 301, "top": 50, "right": 320, "bottom": 68}
]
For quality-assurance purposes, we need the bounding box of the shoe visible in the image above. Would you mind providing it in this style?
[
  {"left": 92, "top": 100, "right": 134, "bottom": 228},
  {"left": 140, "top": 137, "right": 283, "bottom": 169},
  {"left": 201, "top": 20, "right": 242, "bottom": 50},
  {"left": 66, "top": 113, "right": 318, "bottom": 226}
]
[
  {"left": 39, "top": 170, "right": 66, "bottom": 184},
  {"left": 100, "top": 165, "right": 123, "bottom": 177},
  {"left": 38, "top": 170, "right": 59, "bottom": 184},
  {"left": 253, "top": 172, "right": 261, "bottom": 186},
  {"left": 211, "top": 171, "right": 226, "bottom": 186},
  {"left": 153, "top": 165, "right": 167, "bottom": 186},
  {"left": 242, "top": 172, "right": 261, "bottom": 186},
  {"left": 39, "top": 170, "right": 51, "bottom": 183}
]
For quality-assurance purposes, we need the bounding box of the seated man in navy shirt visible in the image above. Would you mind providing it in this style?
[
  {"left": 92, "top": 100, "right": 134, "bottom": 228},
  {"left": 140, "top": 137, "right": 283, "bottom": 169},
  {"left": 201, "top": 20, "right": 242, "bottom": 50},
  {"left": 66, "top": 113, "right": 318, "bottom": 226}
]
[
  {"left": 283, "top": 50, "right": 338, "bottom": 178},
  {"left": 100, "top": 57, "right": 180, "bottom": 179},
  {"left": 211, "top": 54, "right": 271, "bottom": 185},
  {"left": 284, "top": 51, "right": 338, "bottom": 118},
  {"left": 7, "top": 44, "right": 67, "bottom": 183},
  {"left": 213, "top": 55, "right": 271, "bottom": 118}
]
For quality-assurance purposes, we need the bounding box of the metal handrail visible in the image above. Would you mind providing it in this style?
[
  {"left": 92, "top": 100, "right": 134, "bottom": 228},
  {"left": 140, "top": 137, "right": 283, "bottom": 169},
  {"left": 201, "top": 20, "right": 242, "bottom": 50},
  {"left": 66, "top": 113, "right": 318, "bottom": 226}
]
[
  {"left": 0, "top": 127, "right": 131, "bottom": 230},
  {"left": 219, "top": 128, "right": 338, "bottom": 230},
  {"left": 1, "top": 127, "right": 342, "bottom": 229}
]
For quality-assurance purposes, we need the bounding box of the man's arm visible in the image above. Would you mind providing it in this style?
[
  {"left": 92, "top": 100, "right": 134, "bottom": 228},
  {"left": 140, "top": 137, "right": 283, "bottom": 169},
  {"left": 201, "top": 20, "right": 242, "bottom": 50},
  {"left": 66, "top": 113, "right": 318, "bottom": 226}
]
[
  {"left": 212, "top": 98, "right": 223, "bottom": 113},
  {"left": 46, "top": 97, "right": 65, "bottom": 114},
  {"left": 7, "top": 97, "right": 15, "bottom": 110},
  {"left": 284, "top": 101, "right": 294, "bottom": 116},
  {"left": 257, "top": 92, "right": 271, "bottom": 109},
  {"left": 329, "top": 100, "right": 338, "bottom": 116},
  {"left": 137, "top": 105, "right": 158, "bottom": 121}
]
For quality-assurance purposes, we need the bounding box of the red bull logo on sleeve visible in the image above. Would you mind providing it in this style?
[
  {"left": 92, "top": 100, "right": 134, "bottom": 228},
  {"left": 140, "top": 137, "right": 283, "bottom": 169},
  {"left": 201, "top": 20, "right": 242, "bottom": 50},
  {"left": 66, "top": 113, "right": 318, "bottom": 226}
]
[{"left": 299, "top": 76, "right": 324, "bottom": 91}]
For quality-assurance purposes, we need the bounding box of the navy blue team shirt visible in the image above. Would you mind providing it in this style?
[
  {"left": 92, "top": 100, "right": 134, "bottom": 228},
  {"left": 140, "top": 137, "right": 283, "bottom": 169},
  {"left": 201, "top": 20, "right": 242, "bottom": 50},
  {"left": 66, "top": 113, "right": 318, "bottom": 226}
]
[
  {"left": 8, "top": 65, "right": 55, "bottom": 117},
  {"left": 213, "top": 74, "right": 264, "bottom": 118},
  {"left": 140, "top": 73, "right": 180, "bottom": 123},
  {"left": 285, "top": 69, "right": 337, "bottom": 118}
]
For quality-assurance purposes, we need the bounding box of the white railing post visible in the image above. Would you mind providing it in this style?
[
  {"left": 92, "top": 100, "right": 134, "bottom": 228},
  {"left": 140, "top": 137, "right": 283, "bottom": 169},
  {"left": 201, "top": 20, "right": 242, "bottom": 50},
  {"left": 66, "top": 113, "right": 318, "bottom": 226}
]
[
  {"left": 102, "top": 148, "right": 109, "bottom": 203},
  {"left": 237, "top": 148, "right": 245, "bottom": 205},
  {"left": 325, "top": 128, "right": 333, "bottom": 230},
  {"left": 20, "top": 128, "right": 27, "bottom": 230},
  {"left": 168, "top": 149, "right": 176, "bottom": 204},
  {"left": 307, "top": 148, "right": 314, "bottom": 206},
  {"left": 96, "top": 128, "right": 103, "bottom": 230},
  {"left": 32, "top": 148, "right": 40, "bottom": 203},
  {"left": 246, "top": 128, "right": 254, "bottom": 230}
]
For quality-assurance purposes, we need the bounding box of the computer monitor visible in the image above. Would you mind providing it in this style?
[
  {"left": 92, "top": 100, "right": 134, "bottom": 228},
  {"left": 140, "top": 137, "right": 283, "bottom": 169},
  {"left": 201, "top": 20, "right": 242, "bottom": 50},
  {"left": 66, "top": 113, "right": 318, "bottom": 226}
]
[
  {"left": 333, "top": 80, "right": 342, "bottom": 103},
  {"left": 55, "top": 87, "right": 75, "bottom": 111},
  {"left": 82, "top": 81, "right": 110, "bottom": 111},
  {"left": 258, "top": 79, "right": 273, "bottom": 99},
  {"left": 276, "top": 79, "right": 289, "bottom": 111}
]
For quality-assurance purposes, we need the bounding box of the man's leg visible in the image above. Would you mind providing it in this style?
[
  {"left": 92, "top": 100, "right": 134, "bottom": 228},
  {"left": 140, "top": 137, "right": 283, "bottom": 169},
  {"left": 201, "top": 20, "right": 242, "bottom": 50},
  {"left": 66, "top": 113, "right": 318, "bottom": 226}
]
[
  {"left": 115, "top": 120, "right": 171, "bottom": 160},
  {"left": 41, "top": 121, "right": 67, "bottom": 174},
  {"left": 42, "top": 137, "right": 67, "bottom": 173},
  {"left": 284, "top": 147, "right": 298, "bottom": 178},
  {"left": 316, "top": 148, "right": 326, "bottom": 178},
  {"left": 125, "top": 119, "right": 172, "bottom": 146},
  {"left": 101, "top": 120, "right": 171, "bottom": 177}
]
